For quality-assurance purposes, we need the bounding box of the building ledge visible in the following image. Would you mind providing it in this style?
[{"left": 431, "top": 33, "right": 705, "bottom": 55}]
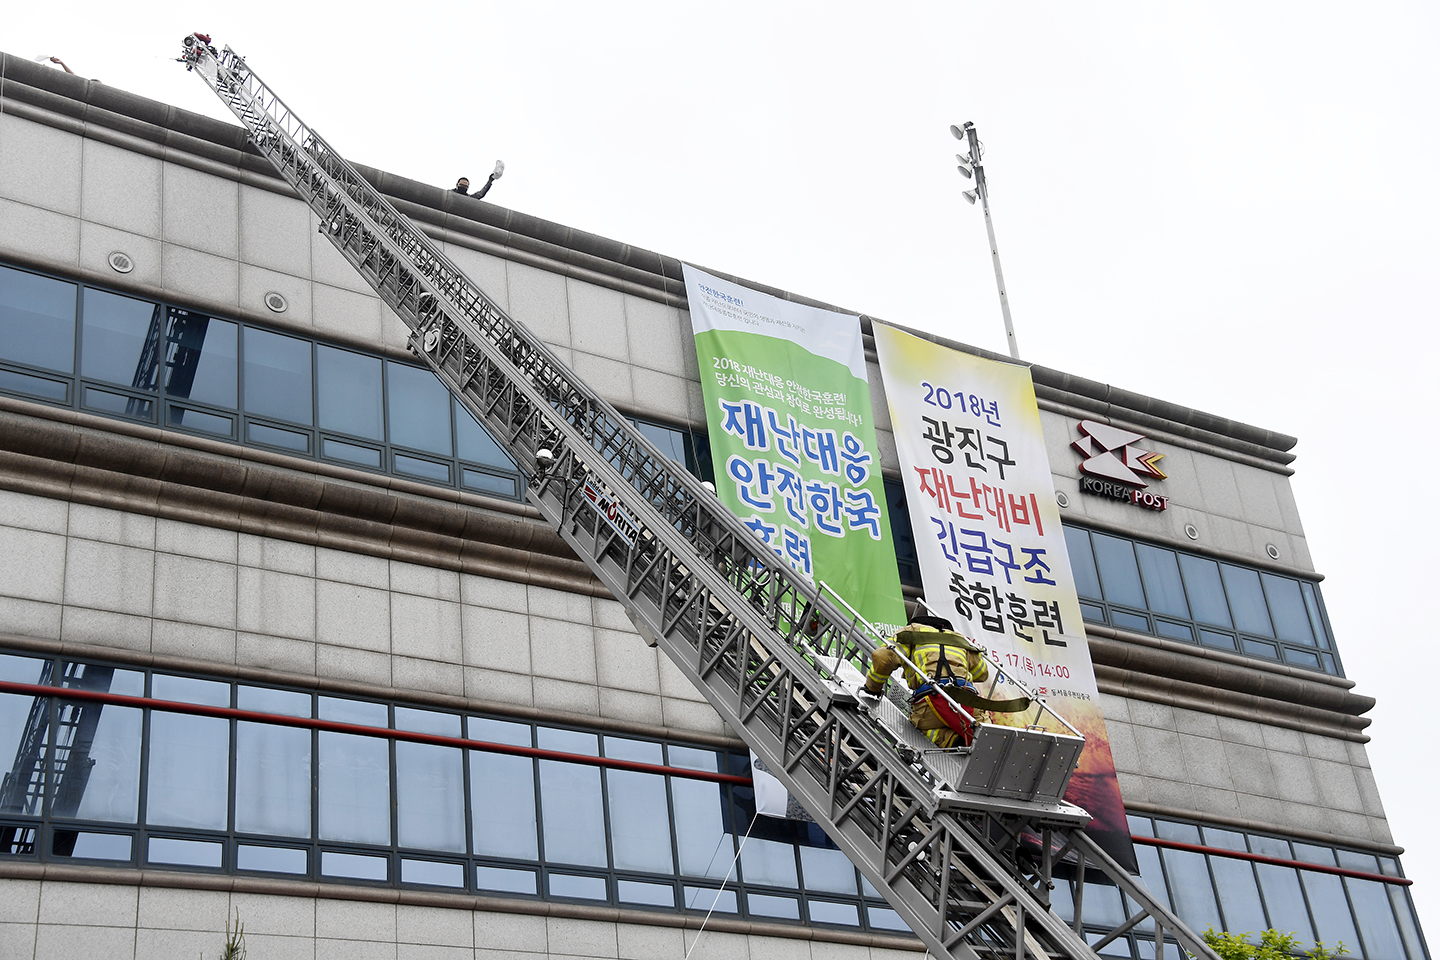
[
  {"left": 1088, "top": 623, "right": 1373, "bottom": 742},
  {"left": 0, "top": 860, "right": 923, "bottom": 950},
  {"left": 0, "top": 398, "right": 603, "bottom": 597},
  {"left": 1124, "top": 800, "right": 1401, "bottom": 857}
]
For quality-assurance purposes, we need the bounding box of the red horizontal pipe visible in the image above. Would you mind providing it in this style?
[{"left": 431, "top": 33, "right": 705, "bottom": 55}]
[
  {"left": 0, "top": 680, "right": 754, "bottom": 787},
  {"left": 1132, "top": 834, "right": 1410, "bottom": 887}
]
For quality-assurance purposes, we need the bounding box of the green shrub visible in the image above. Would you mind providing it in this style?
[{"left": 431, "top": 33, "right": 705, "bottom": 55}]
[{"left": 1202, "top": 927, "right": 1346, "bottom": 960}]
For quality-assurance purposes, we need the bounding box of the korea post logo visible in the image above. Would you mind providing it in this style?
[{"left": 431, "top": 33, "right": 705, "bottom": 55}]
[{"left": 1072, "top": 420, "right": 1169, "bottom": 511}]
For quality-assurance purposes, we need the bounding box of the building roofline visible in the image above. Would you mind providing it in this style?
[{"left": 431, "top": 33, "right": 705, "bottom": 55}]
[{"left": 0, "top": 51, "right": 1297, "bottom": 460}]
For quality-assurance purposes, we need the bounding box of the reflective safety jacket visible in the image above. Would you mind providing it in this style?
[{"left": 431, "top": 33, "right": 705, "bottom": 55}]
[{"left": 864, "top": 622, "right": 989, "bottom": 694}]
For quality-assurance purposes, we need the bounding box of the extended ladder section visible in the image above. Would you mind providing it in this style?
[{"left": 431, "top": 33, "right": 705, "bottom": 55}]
[{"left": 178, "top": 36, "right": 1216, "bottom": 960}]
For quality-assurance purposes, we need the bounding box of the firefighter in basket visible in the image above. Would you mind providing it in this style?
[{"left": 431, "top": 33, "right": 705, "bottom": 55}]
[{"left": 862, "top": 613, "right": 1030, "bottom": 748}]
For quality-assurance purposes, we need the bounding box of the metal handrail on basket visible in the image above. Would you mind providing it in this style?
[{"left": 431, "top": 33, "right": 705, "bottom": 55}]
[{"left": 817, "top": 582, "right": 1084, "bottom": 742}]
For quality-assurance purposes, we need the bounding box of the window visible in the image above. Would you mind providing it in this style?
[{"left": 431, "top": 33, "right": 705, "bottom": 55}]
[
  {"left": 317, "top": 345, "right": 383, "bottom": 441},
  {"left": 163, "top": 309, "right": 238, "bottom": 408},
  {"left": 1095, "top": 816, "right": 1430, "bottom": 960},
  {"left": 0, "top": 263, "right": 77, "bottom": 375},
  {"left": 79, "top": 288, "right": 164, "bottom": 390},
  {"left": 886, "top": 478, "right": 921, "bottom": 587},
  {"left": 0, "top": 260, "right": 525, "bottom": 502},
  {"left": 629, "top": 415, "right": 712, "bottom": 483},
  {"left": 1062, "top": 526, "right": 1343, "bottom": 676},
  {"left": 244, "top": 327, "right": 313, "bottom": 426},
  {"left": 0, "top": 649, "right": 900, "bottom": 932},
  {"left": 387, "top": 360, "right": 452, "bottom": 456}
]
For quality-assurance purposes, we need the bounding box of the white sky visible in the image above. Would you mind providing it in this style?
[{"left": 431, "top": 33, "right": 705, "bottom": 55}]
[{"left": 8, "top": 0, "right": 1439, "bottom": 938}]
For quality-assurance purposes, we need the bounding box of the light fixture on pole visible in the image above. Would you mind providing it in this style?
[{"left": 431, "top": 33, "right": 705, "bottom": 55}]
[{"left": 951, "top": 122, "right": 1019, "bottom": 360}]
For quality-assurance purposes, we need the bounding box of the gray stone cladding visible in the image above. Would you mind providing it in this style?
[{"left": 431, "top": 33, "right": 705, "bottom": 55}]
[{"left": 0, "top": 877, "right": 926, "bottom": 960}]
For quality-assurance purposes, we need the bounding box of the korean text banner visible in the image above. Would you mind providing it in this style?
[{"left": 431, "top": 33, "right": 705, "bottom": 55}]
[
  {"left": 871, "top": 322, "right": 1132, "bottom": 865},
  {"left": 683, "top": 265, "right": 906, "bottom": 635}
]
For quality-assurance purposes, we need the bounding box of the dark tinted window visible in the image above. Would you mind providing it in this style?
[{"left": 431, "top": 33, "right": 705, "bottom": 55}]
[
  {"left": 1255, "top": 863, "right": 1314, "bottom": 941},
  {"left": 1160, "top": 848, "right": 1222, "bottom": 935},
  {"left": 1346, "top": 878, "right": 1406, "bottom": 960},
  {"left": 454, "top": 399, "right": 514, "bottom": 469},
  {"left": 1262, "top": 573, "right": 1314, "bottom": 646},
  {"left": 539, "top": 759, "right": 607, "bottom": 867},
  {"left": 1066, "top": 525, "right": 1340, "bottom": 673},
  {"left": 631, "top": 416, "right": 709, "bottom": 481},
  {"left": 1301, "top": 871, "right": 1360, "bottom": 953},
  {"left": 163, "top": 310, "right": 237, "bottom": 408},
  {"left": 244, "top": 328, "right": 313, "bottom": 425},
  {"left": 80, "top": 289, "right": 162, "bottom": 388},
  {"left": 0, "top": 262, "right": 530, "bottom": 502},
  {"left": 387, "top": 361, "right": 452, "bottom": 455},
  {"left": 1135, "top": 544, "right": 1189, "bottom": 619},
  {"left": 0, "top": 264, "right": 76, "bottom": 373},
  {"left": 636, "top": 419, "right": 687, "bottom": 465},
  {"left": 1092, "top": 533, "right": 1145, "bottom": 608},
  {"left": 1178, "top": 555, "right": 1231, "bottom": 628},
  {"left": 884, "top": 479, "right": 919, "bottom": 587},
  {"left": 1210, "top": 857, "right": 1267, "bottom": 940},
  {"left": 1220, "top": 564, "right": 1273, "bottom": 637},
  {"left": 1063, "top": 526, "right": 1102, "bottom": 600},
  {"left": 1301, "top": 582, "right": 1330, "bottom": 651},
  {"left": 317, "top": 345, "right": 383, "bottom": 440}
]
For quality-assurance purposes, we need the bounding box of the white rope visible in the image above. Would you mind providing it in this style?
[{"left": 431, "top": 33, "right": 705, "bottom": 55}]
[{"left": 682, "top": 812, "right": 760, "bottom": 960}]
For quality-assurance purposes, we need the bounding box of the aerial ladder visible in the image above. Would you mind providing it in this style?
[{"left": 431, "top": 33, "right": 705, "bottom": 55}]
[{"left": 177, "top": 35, "right": 1217, "bottom": 960}]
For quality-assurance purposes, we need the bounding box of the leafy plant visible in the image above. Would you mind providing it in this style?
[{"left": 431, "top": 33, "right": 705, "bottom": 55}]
[{"left": 1202, "top": 926, "right": 1346, "bottom": 960}]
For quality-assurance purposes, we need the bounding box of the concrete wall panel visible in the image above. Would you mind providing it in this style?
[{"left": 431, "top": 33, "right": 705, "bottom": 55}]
[
  {"left": 0, "top": 114, "right": 82, "bottom": 217},
  {"left": 80, "top": 139, "right": 162, "bottom": 237},
  {"left": 161, "top": 164, "right": 238, "bottom": 260}
]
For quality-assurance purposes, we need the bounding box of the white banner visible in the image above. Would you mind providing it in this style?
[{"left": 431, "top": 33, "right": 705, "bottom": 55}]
[{"left": 872, "top": 323, "right": 1132, "bottom": 863}]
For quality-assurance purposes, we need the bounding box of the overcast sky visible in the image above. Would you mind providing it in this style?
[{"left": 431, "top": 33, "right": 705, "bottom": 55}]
[{"left": 10, "top": 0, "right": 1439, "bottom": 935}]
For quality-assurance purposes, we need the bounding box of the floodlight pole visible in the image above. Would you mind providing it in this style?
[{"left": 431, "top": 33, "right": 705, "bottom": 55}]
[{"left": 955, "top": 121, "right": 1019, "bottom": 360}]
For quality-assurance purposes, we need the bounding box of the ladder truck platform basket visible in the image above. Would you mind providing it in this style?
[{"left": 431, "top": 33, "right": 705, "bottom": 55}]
[{"left": 818, "top": 652, "right": 1090, "bottom": 827}]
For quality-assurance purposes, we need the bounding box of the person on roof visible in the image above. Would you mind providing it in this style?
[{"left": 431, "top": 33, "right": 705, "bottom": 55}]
[
  {"left": 864, "top": 613, "right": 1027, "bottom": 748},
  {"left": 453, "top": 162, "right": 504, "bottom": 200}
]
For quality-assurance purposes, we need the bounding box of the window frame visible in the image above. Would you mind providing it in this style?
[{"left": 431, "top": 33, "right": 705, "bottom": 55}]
[
  {"left": 0, "top": 260, "right": 528, "bottom": 503},
  {"left": 1063, "top": 524, "right": 1344, "bottom": 677},
  {"left": 0, "top": 649, "right": 890, "bottom": 931}
]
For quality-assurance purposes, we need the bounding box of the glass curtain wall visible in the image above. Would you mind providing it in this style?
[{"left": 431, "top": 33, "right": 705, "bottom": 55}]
[
  {"left": 0, "top": 261, "right": 717, "bottom": 506},
  {"left": 0, "top": 651, "right": 897, "bottom": 931},
  {"left": 1069, "top": 816, "right": 1428, "bottom": 960},
  {"left": 1062, "top": 526, "right": 1342, "bottom": 676},
  {"left": 0, "top": 652, "right": 1425, "bottom": 953}
]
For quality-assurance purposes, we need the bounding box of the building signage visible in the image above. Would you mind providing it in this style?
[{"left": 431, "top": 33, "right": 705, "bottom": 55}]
[
  {"left": 872, "top": 323, "right": 1134, "bottom": 869},
  {"left": 1073, "top": 420, "right": 1169, "bottom": 511},
  {"left": 682, "top": 265, "right": 906, "bottom": 636},
  {"left": 1079, "top": 477, "right": 1170, "bottom": 511}
]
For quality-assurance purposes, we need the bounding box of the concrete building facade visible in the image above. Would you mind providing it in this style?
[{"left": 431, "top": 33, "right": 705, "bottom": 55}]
[{"left": 0, "top": 54, "right": 1427, "bottom": 960}]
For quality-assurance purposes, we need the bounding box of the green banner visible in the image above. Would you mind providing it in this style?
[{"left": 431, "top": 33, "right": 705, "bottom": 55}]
[{"left": 683, "top": 265, "right": 905, "bottom": 636}]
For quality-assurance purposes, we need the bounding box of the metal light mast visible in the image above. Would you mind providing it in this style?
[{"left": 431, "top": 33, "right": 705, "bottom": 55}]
[{"left": 952, "top": 121, "right": 1020, "bottom": 361}]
